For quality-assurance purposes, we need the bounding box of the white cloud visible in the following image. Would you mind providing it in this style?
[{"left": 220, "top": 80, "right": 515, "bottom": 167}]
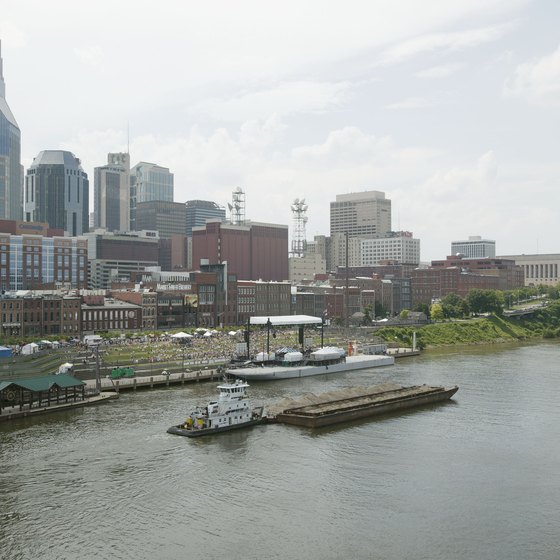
[
  {"left": 504, "top": 45, "right": 560, "bottom": 107},
  {"left": 377, "top": 23, "right": 513, "bottom": 66},
  {"left": 0, "top": 22, "right": 27, "bottom": 48},
  {"left": 385, "top": 97, "right": 433, "bottom": 110},
  {"left": 190, "top": 81, "right": 352, "bottom": 122},
  {"left": 74, "top": 46, "right": 104, "bottom": 67},
  {"left": 415, "top": 63, "right": 464, "bottom": 78}
]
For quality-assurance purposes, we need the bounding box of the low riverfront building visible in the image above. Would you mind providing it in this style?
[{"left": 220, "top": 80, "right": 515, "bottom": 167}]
[{"left": 0, "top": 374, "right": 115, "bottom": 420}]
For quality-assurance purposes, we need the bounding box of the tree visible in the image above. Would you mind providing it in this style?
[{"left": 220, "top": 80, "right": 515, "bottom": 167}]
[
  {"left": 430, "top": 302, "right": 444, "bottom": 322},
  {"left": 466, "top": 289, "right": 504, "bottom": 316},
  {"left": 399, "top": 309, "right": 410, "bottom": 319},
  {"left": 441, "top": 293, "right": 468, "bottom": 318},
  {"left": 413, "top": 302, "right": 430, "bottom": 319},
  {"left": 363, "top": 305, "right": 373, "bottom": 325}
]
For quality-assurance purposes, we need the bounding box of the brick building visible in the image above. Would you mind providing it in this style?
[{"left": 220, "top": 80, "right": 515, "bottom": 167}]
[{"left": 192, "top": 220, "right": 289, "bottom": 281}]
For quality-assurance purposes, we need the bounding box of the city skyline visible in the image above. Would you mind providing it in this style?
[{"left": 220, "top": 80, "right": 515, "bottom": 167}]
[{"left": 1, "top": 0, "right": 558, "bottom": 260}]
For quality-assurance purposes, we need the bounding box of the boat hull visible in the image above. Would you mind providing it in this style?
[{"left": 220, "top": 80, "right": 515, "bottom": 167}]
[
  {"left": 276, "top": 386, "right": 458, "bottom": 428},
  {"left": 227, "top": 354, "right": 394, "bottom": 381},
  {"left": 167, "top": 416, "right": 264, "bottom": 437}
]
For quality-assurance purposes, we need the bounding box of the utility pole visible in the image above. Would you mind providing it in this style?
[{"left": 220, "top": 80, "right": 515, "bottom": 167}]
[{"left": 95, "top": 345, "right": 101, "bottom": 394}]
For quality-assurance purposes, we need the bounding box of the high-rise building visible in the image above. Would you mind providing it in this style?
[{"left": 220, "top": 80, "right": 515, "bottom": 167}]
[
  {"left": 451, "top": 236, "right": 495, "bottom": 258},
  {"left": 185, "top": 200, "right": 226, "bottom": 236},
  {"left": 192, "top": 220, "right": 289, "bottom": 281},
  {"left": 130, "top": 162, "right": 174, "bottom": 230},
  {"left": 83, "top": 229, "right": 159, "bottom": 289},
  {"left": 24, "top": 150, "right": 89, "bottom": 236},
  {"left": 0, "top": 41, "right": 22, "bottom": 221},
  {"left": 94, "top": 152, "right": 130, "bottom": 232},
  {"left": 361, "top": 232, "right": 420, "bottom": 266},
  {"left": 136, "top": 200, "right": 186, "bottom": 238},
  {"left": 330, "top": 190, "right": 391, "bottom": 238}
]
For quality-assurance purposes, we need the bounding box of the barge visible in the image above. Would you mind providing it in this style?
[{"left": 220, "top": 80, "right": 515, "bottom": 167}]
[
  {"left": 229, "top": 353, "right": 394, "bottom": 380},
  {"left": 227, "top": 315, "right": 394, "bottom": 381},
  {"left": 274, "top": 382, "right": 458, "bottom": 428}
]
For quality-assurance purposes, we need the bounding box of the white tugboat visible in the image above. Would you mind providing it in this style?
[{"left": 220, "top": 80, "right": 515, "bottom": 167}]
[{"left": 167, "top": 380, "right": 265, "bottom": 437}]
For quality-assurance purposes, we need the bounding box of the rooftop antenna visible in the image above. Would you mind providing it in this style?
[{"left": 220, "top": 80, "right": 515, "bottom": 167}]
[
  {"left": 290, "top": 198, "right": 308, "bottom": 257},
  {"left": 231, "top": 187, "right": 245, "bottom": 225}
]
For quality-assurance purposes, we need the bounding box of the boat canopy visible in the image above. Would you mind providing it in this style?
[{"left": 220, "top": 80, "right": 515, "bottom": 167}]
[{"left": 250, "top": 315, "right": 322, "bottom": 326}]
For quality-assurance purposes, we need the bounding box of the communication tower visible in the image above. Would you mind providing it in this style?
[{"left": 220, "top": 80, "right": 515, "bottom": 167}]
[
  {"left": 290, "top": 198, "right": 308, "bottom": 257},
  {"left": 228, "top": 187, "right": 246, "bottom": 225}
]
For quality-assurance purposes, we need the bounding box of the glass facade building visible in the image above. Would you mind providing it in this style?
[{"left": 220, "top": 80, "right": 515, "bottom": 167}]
[
  {"left": 185, "top": 200, "right": 226, "bottom": 236},
  {"left": 0, "top": 41, "right": 22, "bottom": 221},
  {"left": 94, "top": 153, "right": 131, "bottom": 232},
  {"left": 24, "top": 151, "right": 89, "bottom": 236},
  {"left": 130, "top": 162, "right": 174, "bottom": 230}
]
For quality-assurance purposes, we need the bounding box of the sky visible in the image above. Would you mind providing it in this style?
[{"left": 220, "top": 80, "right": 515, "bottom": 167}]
[{"left": 1, "top": 0, "right": 559, "bottom": 262}]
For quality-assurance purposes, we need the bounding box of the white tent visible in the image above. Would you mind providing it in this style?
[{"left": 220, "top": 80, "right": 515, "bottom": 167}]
[
  {"left": 171, "top": 332, "right": 193, "bottom": 339},
  {"left": 21, "top": 342, "right": 39, "bottom": 355},
  {"left": 203, "top": 331, "right": 213, "bottom": 337}
]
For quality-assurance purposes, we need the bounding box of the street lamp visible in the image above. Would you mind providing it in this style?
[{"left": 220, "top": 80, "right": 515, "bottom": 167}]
[{"left": 266, "top": 318, "right": 272, "bottom": 355}]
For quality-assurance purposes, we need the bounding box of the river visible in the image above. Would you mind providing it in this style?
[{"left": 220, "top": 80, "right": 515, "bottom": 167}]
[{"left": 1, "top": 342, "right": 559, "bottom": 560}]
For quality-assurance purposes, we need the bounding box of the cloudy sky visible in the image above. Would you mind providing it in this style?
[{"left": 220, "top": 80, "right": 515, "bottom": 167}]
[{"left": 2, "top": 0, "right": 559, "bottom": 261}]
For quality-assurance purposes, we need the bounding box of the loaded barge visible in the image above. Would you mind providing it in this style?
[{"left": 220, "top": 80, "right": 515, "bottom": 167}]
[{"left": 274, "top": 382, "right": 458, "bottom": 428}]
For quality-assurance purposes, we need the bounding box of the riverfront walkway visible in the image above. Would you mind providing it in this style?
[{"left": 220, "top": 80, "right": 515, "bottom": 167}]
[{"left": 84, "top": 368, "right": 223, "bottom": 393}]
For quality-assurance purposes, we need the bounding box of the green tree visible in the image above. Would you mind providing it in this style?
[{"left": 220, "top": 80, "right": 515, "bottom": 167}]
[
  {"left": 363, "top": 305, "right": 373, "bottom": 325},
  {"left": 430, "top": 302, "right": 444, "bottom": 322},
  {"left": 413, "top": 302, "right": 430, "bottom": 319},
  {"left": 399, "top": 309, "right": 410, "bottom": 319},
  {"left": 441, "top": 293, "right": 468, "bottom": 318},
  {"left": 466, "top": 289, "right": 504, "bottom": 316}
]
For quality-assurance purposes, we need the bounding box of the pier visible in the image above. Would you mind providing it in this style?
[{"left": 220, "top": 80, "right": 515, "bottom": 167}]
[{"left": 84, "top": 368, "right": 223, "bottom": 393}]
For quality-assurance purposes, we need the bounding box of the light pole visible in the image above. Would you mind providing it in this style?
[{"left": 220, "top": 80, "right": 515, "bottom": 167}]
[{"left": 266, "top": 318, "right": 272, "bottom": 355}]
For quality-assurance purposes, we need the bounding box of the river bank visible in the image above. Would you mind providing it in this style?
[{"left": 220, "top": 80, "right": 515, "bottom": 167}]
[{"left": 375, "top": 302, "right": 560, "bottom": 349}]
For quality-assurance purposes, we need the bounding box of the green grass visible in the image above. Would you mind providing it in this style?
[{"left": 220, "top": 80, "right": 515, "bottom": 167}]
[{"left": 375, "top": 302, "right": 560, "bottom": 348}]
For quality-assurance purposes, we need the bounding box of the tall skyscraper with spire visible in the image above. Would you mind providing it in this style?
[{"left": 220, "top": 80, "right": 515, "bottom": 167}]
[{"left": 0, "top": 40, "right": 22, "bottom": 220}]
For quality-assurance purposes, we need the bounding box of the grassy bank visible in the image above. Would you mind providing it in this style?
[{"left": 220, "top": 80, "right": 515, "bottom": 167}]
[{"left": 375, "top": 302, "right": 560, "bottom": 349}]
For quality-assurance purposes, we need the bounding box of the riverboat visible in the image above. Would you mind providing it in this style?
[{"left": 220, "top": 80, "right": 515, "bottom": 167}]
[
  {"left": 166, "top": 379, "right": 265, "bottom": 437},
  {"left": 227, "top": 315, "right": 394, "bottom": 381}
]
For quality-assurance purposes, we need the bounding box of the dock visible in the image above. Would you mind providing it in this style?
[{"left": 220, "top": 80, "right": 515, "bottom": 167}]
[
  {"left": 84, "top": 368, "right": 223, "bottom": 393},
  {"left": 273, "top": 382, "right": 458, "bottom": 428},
  {"left": 0, "top": 392, "right": 118, "bottom": 422}
]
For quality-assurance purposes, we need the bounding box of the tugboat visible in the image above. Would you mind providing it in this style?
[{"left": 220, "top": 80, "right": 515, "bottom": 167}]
[{"left": 167, "top": 379, "right": 265, "bottom": 437}]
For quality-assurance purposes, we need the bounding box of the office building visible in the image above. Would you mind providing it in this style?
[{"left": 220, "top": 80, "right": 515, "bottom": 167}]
[
  {"left": 451, "top": 236, "right": 496, "bottom": 258},
  {"left": 24, "top": 150, "right": 89, "bottom": 236},
  {"left": 130, "top": 162, "right": 173, "bottom": 229},
  {"left": 361, "top": 232, "right": 420, "bottom": 267},
  {"left": 135, "top": 200, "right": 186, "bottom": 238},
  {"left": 0, "top": 42, "right": 22, "bottom": 221},
  {"left": 185, "top": 200, "right": 226, "bottom": 236},
  {"left": 497, "top": 253, "right": 560, "bottom": 286},
  {"left": 192, "top": 220, "right": 289, "bottom": 281},
  {"left": 330, "top": 190, "right": 391, "bottom": 238},
  {"left": 84, "top": 229, "right": 159, "bottom": 289},
  {"left": 0, "top": 220, "right": 88, "bottom": 291},
  {"left": 94, "top": 152, "right": 130, "bottom": 232}
]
